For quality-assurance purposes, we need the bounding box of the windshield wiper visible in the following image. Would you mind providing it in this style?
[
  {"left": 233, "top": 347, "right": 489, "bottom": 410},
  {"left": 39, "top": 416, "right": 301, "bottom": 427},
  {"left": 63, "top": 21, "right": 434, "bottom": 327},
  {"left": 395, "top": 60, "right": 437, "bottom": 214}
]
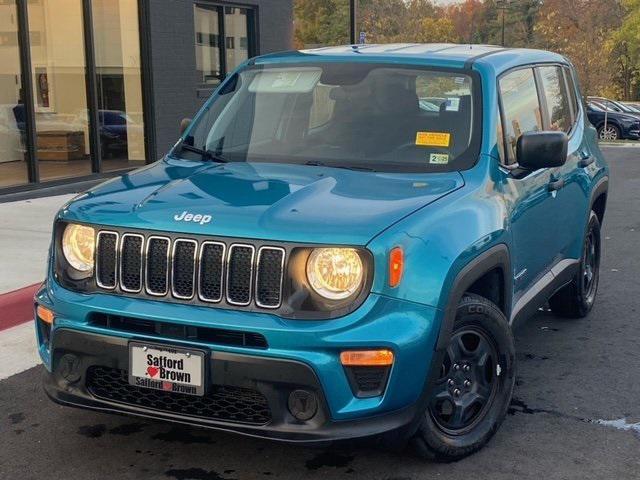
[
  {"left": 304, "top": 160, "right": 375, "bottom": 172},
  {"left": 174, "top": 140, "right": 228, "bottom": 163}
]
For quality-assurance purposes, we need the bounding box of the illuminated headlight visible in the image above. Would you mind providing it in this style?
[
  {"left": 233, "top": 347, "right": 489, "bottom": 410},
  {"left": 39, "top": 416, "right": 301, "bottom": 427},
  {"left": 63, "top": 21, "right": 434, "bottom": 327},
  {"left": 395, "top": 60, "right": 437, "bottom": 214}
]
[
  {"left": 62, "top": 224, "right": 95, "bottom": 272},
  {"left": 306, "top": 248, "right": 364, "bottom": 300}
]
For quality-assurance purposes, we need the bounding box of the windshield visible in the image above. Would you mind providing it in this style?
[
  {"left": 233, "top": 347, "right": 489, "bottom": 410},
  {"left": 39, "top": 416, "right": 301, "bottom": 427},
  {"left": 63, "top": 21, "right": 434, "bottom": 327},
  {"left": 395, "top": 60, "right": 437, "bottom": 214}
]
[{"left": 181, "top": 62, "right": 480, "bottom": 173}]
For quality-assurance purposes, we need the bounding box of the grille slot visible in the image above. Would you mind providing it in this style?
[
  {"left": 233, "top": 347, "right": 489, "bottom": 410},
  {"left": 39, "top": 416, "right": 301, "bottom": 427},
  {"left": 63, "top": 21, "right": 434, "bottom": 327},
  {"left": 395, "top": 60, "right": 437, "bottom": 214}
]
[
  {"left": 172, "top": 239, "right": 197, "bottom": 299},
  {"left": 198, "top": 242, "right": 225, "bottom": 302},
  {"left": 255, "top": 247, "right": 285, "bottom": 308},
  {"left": 120, "top": 234, "right": 143, "bottom": 292},
  {"left": 96, "top": 231, "right": 118, "bottom": 289},
  {"left": 94, "top": 230, "right": 286, "bottom": 311},
  {"left": 145, "top": 236, "right": 170, "bottom": 296},
  {"left": 86, "top": 367, "right": 271, "bottom": 425},
  {"left": 226, "top": 245, "right": 255, "bottom": 305}
]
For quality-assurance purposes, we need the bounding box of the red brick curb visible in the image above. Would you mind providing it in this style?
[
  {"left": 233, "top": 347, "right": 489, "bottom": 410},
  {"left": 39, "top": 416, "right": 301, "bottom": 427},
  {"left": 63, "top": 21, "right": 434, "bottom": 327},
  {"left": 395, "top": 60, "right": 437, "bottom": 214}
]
[{"left": 0, "top": 283, "right": 42, "bottom": 331}]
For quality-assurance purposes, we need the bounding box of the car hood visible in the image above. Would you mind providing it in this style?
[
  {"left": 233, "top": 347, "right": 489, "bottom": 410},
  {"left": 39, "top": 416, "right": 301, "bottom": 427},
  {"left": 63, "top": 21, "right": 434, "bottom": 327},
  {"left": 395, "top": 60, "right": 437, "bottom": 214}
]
[{"left": 60, "top": 158, "right": 464, "bottom": 245}]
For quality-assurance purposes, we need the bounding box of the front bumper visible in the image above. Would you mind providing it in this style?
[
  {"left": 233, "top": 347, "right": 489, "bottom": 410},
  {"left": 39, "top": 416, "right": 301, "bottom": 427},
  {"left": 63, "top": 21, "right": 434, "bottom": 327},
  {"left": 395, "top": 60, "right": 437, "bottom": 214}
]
[{"left": 36, "top": 281, "right": 443, "bottom": 442}]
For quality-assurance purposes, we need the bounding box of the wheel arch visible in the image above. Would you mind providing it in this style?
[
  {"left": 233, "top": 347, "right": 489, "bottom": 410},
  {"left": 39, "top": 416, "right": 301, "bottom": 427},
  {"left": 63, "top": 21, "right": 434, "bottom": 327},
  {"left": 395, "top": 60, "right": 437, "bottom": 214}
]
[
  {"left": 590, "top": 176, "right": 609, "bottom": 225},
  {"left": 436, "top": 244, "right": 512, "bottom": 350}
]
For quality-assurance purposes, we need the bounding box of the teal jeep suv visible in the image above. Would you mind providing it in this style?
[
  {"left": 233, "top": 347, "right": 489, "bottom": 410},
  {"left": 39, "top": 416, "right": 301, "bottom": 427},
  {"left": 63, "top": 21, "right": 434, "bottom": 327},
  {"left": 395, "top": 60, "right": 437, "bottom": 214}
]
[{"left": 36, "top": 44, "right": 608, "bottom": 461}]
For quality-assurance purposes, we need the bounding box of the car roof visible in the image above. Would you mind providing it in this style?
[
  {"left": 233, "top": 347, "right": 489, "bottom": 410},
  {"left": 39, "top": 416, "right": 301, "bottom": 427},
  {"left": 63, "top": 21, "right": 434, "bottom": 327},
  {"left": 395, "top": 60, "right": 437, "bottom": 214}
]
[{"left": 253, "top": 43, "right": 569, "bottom": 75}]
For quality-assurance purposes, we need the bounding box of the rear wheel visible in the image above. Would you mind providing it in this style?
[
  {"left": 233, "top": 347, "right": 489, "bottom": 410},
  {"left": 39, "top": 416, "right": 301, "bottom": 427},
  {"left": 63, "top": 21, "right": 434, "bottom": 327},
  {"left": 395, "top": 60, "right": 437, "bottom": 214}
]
[
  {"left": 598, "top": 124, "right": 620, "bottom": 141},
  {"left": 411, "top": 294, "right": 515, "bottom": 462},
  {"left": 549, "top": 211, "right": 601, "bottom": 318}
]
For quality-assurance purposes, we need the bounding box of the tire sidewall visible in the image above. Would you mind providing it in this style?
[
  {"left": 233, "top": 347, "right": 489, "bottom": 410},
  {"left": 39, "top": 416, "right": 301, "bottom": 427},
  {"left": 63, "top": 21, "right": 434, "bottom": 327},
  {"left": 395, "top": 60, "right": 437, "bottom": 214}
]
[
  {"left": 598, "top": 124, "right": 620, "bottom": 140},
  {"left": 578, "top": 212, "right": 601, "bottom": 310},
  {"left": 418, "top": 296, "right": 516, "bottom": 455}
]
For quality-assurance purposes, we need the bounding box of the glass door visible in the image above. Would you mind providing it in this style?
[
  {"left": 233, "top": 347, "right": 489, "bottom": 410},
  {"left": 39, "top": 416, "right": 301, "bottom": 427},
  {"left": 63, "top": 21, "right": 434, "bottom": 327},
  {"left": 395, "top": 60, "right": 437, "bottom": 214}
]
[
  {"left": 92, "top": 0, "right": 146, "bottom": 172},
  {"left": 28, "top": 0, "right": 92, "bottom": 182},
  {"left": 0, "top": 0, "right": 28, "bottom": 187}
]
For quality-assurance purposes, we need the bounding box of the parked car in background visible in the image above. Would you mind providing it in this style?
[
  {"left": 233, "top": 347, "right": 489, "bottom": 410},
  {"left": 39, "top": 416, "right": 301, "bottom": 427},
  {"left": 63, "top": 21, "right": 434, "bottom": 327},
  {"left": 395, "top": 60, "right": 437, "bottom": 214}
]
[
  {"left": 623, "top": 103, "right": 640, "bottom": 114},
  {"left": 586, "top": 102, "right": 640, "bottom": 140},
  {"left": 588, "top": 96, "right": 640, "bottom": 118}
]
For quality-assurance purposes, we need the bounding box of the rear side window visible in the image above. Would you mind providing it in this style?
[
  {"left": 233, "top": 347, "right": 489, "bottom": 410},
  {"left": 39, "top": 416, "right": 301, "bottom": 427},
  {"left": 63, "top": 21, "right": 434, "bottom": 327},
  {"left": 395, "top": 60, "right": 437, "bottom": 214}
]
[
  {"left": 537, "top": 66, "right": 572, "bottom": 133},
  {"left": 499, "top": 68, "right": 543, "bottom": 163}
]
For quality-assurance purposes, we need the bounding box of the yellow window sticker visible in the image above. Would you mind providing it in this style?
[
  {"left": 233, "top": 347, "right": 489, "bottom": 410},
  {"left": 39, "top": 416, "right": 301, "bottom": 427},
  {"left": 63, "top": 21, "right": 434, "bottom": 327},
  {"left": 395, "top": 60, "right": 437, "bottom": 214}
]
[
  {"left": 429, "top": 153, "right": 450, "bottom": 165},
  {"left": 416, "top": 131, "right": 451, "bottom": 147}
]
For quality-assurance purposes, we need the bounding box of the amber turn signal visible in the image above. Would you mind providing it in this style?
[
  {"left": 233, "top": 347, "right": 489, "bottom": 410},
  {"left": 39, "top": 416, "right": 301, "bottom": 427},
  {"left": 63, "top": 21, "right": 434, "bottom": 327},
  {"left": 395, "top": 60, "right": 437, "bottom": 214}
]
[
  {"left": 340, "top": 349, "right": 394, "bottom": 367},
  {"left": 36, "top": 305, "right": 55, "bottom": 325},
  {"left": 389, "top": 247, "right": 404, "bottom": 287}
]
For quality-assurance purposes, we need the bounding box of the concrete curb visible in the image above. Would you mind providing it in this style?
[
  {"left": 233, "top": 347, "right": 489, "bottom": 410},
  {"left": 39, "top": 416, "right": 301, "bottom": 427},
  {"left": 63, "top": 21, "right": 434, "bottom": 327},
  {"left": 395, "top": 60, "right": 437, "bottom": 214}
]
[{"left": 0, "top": 283, "right": 41, "bottom": 331}]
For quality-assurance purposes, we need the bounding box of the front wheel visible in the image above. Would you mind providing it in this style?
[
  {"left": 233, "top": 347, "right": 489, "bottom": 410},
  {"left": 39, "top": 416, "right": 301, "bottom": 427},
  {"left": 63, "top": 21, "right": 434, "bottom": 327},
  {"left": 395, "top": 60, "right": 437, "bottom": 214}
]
[
  {"left": 549, "top": 211, "right": 601, "bottom": 318},
  {"left": 411, "top": 294, "right": 516, "bottom": 462}
]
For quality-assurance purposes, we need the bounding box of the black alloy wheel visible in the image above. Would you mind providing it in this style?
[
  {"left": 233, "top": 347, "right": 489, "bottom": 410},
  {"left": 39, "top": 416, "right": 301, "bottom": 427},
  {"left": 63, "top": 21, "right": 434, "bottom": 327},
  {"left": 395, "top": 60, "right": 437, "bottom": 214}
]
[{"left": 429, "top": 327, "right": 498, "bottom": 435}]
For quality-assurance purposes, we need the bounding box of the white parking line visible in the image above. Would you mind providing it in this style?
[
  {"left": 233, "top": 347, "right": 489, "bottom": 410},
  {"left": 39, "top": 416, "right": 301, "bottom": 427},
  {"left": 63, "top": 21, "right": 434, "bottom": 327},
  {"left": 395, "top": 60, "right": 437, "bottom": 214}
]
[{"left": 0, "top": 321, "right": 42, "bottom": 380}]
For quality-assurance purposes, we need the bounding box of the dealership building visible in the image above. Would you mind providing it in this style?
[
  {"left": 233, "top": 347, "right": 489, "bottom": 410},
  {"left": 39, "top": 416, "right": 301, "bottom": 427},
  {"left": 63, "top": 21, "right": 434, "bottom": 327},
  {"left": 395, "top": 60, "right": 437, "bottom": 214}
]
[{"left": 0, "top": 0, "right": 293, "bottom": 195}]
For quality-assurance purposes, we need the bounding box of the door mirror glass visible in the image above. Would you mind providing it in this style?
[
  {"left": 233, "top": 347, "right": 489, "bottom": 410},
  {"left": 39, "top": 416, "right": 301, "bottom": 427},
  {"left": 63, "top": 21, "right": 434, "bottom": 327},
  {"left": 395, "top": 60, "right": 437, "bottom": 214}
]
[
  {"left": 180, "top": 118, "right": 192, "bottom": 136},
  {"left": 516, "top": 131, "right": 568, "bottom": 170}
]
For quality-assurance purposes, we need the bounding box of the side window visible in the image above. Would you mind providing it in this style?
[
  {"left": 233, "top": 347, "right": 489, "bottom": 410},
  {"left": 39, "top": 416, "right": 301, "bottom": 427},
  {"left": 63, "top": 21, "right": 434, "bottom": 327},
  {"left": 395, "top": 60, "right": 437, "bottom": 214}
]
[
  {"left": 499, "top": 68, "right": 543, "bottom": 163},
  {"left": 537, "top": 66, "right": 572, "bottom": 133}
]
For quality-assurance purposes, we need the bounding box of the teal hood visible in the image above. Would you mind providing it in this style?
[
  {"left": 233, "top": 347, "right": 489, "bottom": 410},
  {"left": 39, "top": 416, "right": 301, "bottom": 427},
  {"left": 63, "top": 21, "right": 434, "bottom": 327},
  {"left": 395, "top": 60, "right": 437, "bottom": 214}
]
[{"left": 60, "top": 158, "right": 464, "bottom": 245}]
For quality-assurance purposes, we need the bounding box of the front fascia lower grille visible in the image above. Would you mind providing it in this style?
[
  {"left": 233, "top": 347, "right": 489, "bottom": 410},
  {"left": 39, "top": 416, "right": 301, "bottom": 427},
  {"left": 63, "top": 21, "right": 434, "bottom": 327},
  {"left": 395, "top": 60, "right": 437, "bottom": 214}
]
[{"left": 93, "top": 229, "right": 286, "bottom": 312}]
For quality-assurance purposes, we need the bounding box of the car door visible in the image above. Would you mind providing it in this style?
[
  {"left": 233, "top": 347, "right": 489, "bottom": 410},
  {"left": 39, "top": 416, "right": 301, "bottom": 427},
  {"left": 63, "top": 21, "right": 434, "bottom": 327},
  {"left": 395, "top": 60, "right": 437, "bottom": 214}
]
[
  {"left": 497, "top": 67, "right": 564, "bottom": 299},
  {"left": 536, "top": 65, "right": 592, "bottom": 261}
]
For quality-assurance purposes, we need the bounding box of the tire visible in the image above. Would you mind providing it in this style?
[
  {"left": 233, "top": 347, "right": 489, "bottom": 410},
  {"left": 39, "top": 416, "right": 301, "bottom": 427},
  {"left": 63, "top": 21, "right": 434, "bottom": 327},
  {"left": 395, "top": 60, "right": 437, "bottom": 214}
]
[
  {"left": 411, "top": 293, "right": 516, "bottom": 462},
  {"left": 549, "top": 211, "right": 601, "bottom": 318},
  {"left": 598, "top": 123, "right": 620, "bottom": 141}
]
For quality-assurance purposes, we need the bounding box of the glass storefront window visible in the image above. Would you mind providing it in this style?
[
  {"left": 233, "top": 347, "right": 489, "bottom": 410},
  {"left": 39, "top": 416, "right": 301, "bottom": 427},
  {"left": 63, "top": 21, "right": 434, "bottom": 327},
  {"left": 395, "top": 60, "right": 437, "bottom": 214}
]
[
  {"left": 194, "top": 3, "right": 255, "bottom": 85},
  {"left": 195, "top": 4, "right": 222, "bottom": 85},
  {"left": 0, "top": 0, "right": 29, "bottom": 188},
  {"left": 28, "top": 0, "right": 92, "bottom": 182},
  {"left": 224, "top": 7, "right": 249, "bottom": 71},
  {"left": 92, "top": 0, "right": 146, "bottom": 172}
]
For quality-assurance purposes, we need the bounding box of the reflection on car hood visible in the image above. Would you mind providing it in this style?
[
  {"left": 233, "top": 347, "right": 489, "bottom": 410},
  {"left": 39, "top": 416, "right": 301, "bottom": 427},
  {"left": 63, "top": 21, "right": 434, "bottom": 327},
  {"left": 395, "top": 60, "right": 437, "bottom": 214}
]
[{"left": 60, "top": 158, "right": 464, "bottom": 245}]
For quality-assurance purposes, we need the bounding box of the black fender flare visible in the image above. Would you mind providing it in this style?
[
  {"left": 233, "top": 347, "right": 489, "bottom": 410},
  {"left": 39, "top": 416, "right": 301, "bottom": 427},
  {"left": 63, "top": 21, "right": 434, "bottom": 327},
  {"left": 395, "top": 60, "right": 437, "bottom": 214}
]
[
  {"left": 436, "top": 243, "right": 512, "bottom": 350},
  {"left": 589, "top": 175, "right": 609, "bottom": 215}
]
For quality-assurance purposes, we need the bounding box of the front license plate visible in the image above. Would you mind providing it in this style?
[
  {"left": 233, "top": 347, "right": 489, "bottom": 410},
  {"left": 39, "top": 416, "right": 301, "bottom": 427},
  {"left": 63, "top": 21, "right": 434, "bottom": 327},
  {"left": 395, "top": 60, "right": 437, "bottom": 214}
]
[{"left": 129, "top": 342, "right": 205, "bottom": 396}]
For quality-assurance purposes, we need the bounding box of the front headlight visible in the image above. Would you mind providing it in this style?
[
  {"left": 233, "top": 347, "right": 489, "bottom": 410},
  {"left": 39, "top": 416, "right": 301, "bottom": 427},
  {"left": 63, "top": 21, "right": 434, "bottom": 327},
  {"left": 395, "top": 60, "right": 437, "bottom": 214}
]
[
  {"left": 62, "top": 224, "right": 95, "bottom": 272},
  {"left": 306, "top": 247, "right": 364, "bottom": 300}
]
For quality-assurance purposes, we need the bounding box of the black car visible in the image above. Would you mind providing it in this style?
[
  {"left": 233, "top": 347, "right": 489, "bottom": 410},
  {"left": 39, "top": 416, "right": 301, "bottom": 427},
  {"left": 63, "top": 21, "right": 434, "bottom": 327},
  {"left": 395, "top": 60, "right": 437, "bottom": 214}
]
[{"left": 586, "top": 102, "right": 640, "bottom": 140}]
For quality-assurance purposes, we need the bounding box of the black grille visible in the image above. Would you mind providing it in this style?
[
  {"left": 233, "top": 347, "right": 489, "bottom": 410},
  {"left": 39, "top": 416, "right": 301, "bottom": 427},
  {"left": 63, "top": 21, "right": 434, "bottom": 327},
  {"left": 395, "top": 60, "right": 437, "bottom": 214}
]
[
  {"left": 89, "top": 313, "right": 268, "bottom": 348},
  {"left": 227, "top": 245, "right": 254, "bottom": 305},
  {"left": 172, "top": 240, "right": 197, "bottom": 299},
  {"left": 146, "top": 237, "right": 169, "bottom": 295},
  {"left": 86, "top": 367, "right": 271, "bottom": 425},
  {"left": 199, "top": 242, "right": 224, "bottom": 302},
  {"left": 120, "top": 235, "right": 143, "bottom": 292},
  {"left": 256, "top": 248, "right": 284, "bottom": 308},
  {"left": 96, "top": 232, "right": 118, "bottom": 288},
  {"left": 94, "top": 230, "right": 286, "bottom": 311}
]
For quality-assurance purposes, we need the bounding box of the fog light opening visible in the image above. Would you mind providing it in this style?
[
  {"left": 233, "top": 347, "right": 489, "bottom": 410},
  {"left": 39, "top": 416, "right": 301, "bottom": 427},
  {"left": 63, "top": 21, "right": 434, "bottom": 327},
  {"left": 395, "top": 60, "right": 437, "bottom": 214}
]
[{"left": 287, "top": 389, "right": 318, "bottom": 421}]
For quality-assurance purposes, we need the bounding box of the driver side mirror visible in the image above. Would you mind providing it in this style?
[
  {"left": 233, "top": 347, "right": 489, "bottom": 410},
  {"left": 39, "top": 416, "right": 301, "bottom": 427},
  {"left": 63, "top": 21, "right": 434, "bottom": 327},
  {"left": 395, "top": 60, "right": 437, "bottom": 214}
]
[
  {"left": 179, "top": 118, "right": 192, "bottom": 136},
  {"left": 516, "top": 131, "right": 568, "bottom": 170}
]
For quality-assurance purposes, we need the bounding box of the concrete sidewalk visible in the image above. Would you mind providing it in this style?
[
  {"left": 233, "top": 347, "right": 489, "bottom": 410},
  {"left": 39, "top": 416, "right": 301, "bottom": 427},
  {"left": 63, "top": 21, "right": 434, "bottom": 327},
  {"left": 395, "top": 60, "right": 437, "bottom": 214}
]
[{"left": 0, "top": 194, "right": 75, "bottom": 294}]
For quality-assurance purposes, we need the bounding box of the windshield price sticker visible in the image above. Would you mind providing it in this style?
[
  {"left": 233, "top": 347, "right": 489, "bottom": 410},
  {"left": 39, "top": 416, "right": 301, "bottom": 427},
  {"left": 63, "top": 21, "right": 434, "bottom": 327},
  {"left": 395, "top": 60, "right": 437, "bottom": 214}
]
[{"left": 416, "top": 131, "right": 451, "bottom": 148}]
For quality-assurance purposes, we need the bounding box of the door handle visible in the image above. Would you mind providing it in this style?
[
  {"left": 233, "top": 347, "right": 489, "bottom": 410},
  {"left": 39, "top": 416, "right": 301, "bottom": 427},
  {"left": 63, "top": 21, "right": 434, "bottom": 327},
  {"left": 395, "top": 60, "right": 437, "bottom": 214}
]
[
  {"left": 548, "top": 178, "right": 565, "bottom": 192},
  {"left": 578, "top": 156, "right": 594, "bottom": 168}
]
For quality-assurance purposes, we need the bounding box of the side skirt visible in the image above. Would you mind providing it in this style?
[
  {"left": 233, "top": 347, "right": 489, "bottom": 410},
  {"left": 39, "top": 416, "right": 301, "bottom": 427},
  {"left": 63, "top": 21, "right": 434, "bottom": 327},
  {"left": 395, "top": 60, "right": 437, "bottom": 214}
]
[{"left": 510, "top": 258, "right": 579, "bottom": 328}]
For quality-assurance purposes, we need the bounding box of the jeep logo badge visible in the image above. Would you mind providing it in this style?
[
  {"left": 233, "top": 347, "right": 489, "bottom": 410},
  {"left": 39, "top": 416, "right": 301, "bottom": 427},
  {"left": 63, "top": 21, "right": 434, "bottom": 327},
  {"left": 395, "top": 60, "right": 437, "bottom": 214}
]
[{"left": 174, "top": 211, "right": 212, "bottom": 225}]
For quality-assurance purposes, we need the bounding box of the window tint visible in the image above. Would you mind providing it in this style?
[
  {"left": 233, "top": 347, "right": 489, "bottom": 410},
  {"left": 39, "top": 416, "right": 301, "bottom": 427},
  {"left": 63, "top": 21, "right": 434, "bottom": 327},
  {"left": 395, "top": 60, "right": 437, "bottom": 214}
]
[
  {"left": 499, "top": 68, "right": 543, "bottom": 163},
  {"left": 538, "top": 66, "right": 572, "bottom": 133}
]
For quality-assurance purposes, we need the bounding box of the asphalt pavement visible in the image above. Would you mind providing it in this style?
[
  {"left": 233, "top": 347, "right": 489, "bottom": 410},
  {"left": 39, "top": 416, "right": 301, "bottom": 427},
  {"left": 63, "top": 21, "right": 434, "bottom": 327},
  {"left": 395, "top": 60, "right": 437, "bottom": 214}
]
[{"left": 1, "top": 146, "right": 639, "bottom": 480}]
